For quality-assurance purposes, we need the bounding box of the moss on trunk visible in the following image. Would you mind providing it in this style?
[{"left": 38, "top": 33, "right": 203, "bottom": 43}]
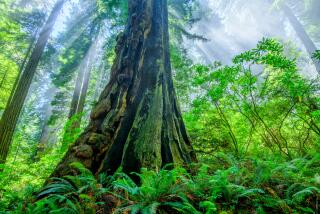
[{"left": 51, "top": 0, "right": 196, "bottom": 178}]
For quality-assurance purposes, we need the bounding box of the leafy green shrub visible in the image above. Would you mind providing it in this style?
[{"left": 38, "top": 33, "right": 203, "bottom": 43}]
[{"left": 186, "top": 38, "right": 320, "bottom": 159}]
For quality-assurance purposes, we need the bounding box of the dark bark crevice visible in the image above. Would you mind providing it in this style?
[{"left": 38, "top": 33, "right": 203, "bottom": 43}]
[{"left": 50, "top": 0, "right": 196, "bottom": 179}]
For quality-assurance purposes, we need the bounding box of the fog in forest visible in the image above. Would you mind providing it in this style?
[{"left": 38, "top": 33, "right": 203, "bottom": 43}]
[
  {"left": 22, "top": 0, "right": 320, "bottom": 78},
  {"left": 186, "top": 0, "right": 320, "bottom": 77},
  {"left": 0, "top": 0, "right": 319, "bottom": 212}
]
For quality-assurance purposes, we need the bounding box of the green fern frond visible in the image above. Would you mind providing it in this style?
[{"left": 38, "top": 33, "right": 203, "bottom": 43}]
[
  {"left": 292, "top": 186, "right": 319, "bottom": 203},
  {"left": 237, "top": 188, "right": 265, "bottom": 198},
  {"left": 199, "top": 200, "right": 217, "bottom": 214},
  {"left": 141, "top": 202, "right": 160, "bottom": 214}
]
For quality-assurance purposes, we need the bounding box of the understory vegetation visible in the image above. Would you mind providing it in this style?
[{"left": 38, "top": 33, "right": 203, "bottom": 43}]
[
  {"left": 1, "top": 38, "right": 319, "bottom": 213},
  {"left": 0, "top": 0, "right": 320, "bottom": 213},
  {"left": 5, "top": 154, "right": 320, "bottom": 214}
]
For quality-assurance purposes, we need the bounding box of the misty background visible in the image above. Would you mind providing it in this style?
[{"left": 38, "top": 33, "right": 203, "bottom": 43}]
[
  {"left": 5, "top": 0, "right": 320, "bottom": 155},
  {"left": 185, "top": 0, "right": 319, "bottom": 77}
]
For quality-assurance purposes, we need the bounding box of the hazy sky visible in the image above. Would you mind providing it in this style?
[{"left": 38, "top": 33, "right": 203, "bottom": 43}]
[
  {"left": 185, "top": 0, "right": 318, "bottom": 77},
  {"left": 48, "top": 0, "right": 319, "bottom": 77},
  {"left": 52, "top": 0, "right": 80, "bottom": 38}
]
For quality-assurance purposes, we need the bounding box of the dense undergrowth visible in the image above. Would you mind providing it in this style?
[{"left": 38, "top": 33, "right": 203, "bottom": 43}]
[
  {"left": 1, "top": 39, "right": 320, "bottom": 213},
  {"left": 2, "top": 153, "right": 320, "bottom": 214}
]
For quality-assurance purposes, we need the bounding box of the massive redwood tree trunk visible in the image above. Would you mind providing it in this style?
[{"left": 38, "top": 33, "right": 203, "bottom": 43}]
[{"left": 51, "top": 0, "right": 196, "bottom": 178}]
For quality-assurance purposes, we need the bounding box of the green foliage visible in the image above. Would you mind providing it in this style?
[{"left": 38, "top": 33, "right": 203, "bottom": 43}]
[
  {"left": 112, "top": 167, "right": 199, "bottom": 214},
  {"left": 185, "top": 38, "right": 320, "bottom": 158},
  {"left": 0, "top": 0, "right": 31, "bottom": 112},
  {"left": 0, "top": 115, "right": 85, "bottom": 211},
  {"left": 97, "top": 0, "right": 128, "bottom": 26},
  {"left": 6, "top": 155, "right": 319, "bottom": 213},
  {"left": 13, "top": 162, "right": 107, "bottom": 214},
  {"left": 313, "top": 50, "right": 320, "bottom": 61},
  {"left": 60, "top": 113, "right": 83, "bottom": 153},
  {"left": 1, "top": 0, "right": 319, "bottom": 211},
  {"left": 171, "top": 45, "right": 196, "bottom": 108}
]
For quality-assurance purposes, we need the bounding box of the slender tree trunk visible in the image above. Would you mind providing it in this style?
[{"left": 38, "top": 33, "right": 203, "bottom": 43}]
[
  {"left": 6, "top": 29, "right": 39, "bottom": 107},
  {"left": 68, "top": 47, "right": 92, "bottom": 119},
  {"left": 32, "top": 86, "right": 57, "bottom": 161},
  {"left": 281, "top": 4, "right": 320, "bottom": 73},
  {"left": 76, "top": 58, "right": 92, "bottom": 120},
  {"left": 76, "top": 39, "right": 100, "bottom": 116},
  {"left": 0, "top": 68, "right": 9, "bottom": 89},
  {"left": 68, "top": 38, "right": 98, "bottom": 129},
  {"left": 68, "top": 56, "right": 89, "bottom": 119},
  {"left": 93, "top": 62, "right": 108, "bottom": 102},
  {"left": 19, "top": 29, "right": 39, "bottom": 76},
  {"left": 68, "top": 54, "right": 91, "bottom": 127},
  {"left": 51, "top": 0, "right": 196, "bottom": 179},
  {"left": 0, "top": 0, "right": 66, "bottom": 164}
]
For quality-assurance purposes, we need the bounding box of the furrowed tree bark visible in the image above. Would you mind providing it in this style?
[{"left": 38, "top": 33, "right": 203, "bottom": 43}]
[
  {"left": 51, "top": 0, "right": 196, "bottom": 178},
  {"left": 281, "top": 3, "right": 320, "bottom": 73},
  {"left": 0, "top": 0, "right": 66, "bottom": 164}
]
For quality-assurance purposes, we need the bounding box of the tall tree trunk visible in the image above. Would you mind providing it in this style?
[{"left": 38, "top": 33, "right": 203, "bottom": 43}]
[
  {"left": 0, "top": 68, "right": 9, "bottom": 89},
  {"left": 32, "top": 86, "right": 57, "bottom": 161},
  {"left": 0, "top": 0, "right": 66, "bottom": 164},
  {"left": 76, "top": 39, "right": 100, "bottom": 120},
  {"left": 68, "top": 40, "right": 96, "bottom": 127},
  {"left": 68, "top": 56, "right": 89, "bottom": 119},
  {"left": 6, "top": 28, "right": 39, "bottom": 107},
  {"left": 93, "top": 62, "right": 106, "bottom": 102},
  {"left": 281, "top": 4, "right": 320, "bottom": 73},
  {"left": 51, "top": 0, "right": 196, "bottom": 178},
  {"left": 76, "top": 58, "right": 92, "bottom": 120}
]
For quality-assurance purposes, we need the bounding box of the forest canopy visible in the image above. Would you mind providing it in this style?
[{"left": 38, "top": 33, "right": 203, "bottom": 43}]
[{"left": 0, "top": 0, "right": 319, "bottom": 213}]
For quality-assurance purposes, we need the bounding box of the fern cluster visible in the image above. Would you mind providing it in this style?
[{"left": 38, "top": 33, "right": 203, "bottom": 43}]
[
  {"left": 9, "top": 163, "right": 113, "bottom": 214},
  {"left": 6, "top": 153, "right": 319, "bottom": 214}
]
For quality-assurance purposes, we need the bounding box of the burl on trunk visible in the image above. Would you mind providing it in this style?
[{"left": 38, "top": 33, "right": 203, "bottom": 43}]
[{"left": 51, "top": 0, "right": 196, "bottom": 178}]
